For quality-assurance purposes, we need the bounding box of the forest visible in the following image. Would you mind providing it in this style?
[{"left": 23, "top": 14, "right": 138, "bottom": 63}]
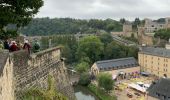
[
  {"left": 40, "top": 34, "right": 138, "bottom": 67},
  {"left": 19, "top": 18, "right": 123, "bottom": 36}
]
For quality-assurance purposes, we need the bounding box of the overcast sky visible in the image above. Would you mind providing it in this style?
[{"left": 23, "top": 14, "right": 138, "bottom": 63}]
[{"left": 35, "top": 0, "right": 170, "bottom": 20}]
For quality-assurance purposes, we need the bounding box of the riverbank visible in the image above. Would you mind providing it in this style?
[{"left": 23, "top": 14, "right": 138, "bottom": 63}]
[
  {"left": 74, "top": 85, "right": 99, "bottom": 100},
  {"left": 87, "top": 84, "right": 117, "bottom": 100}
]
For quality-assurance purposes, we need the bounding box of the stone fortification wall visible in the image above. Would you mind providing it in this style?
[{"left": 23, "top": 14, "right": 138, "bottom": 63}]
[
  {"left": 0, "top": 47, "right": 75, "bottom": 100},
  {"left": 0, "top": 51, "right": 14, "bottom": 100}
]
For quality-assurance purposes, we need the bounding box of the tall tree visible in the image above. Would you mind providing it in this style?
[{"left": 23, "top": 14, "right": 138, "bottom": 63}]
[
  {"left": 0, "top": 0, "right": 43, "bottom": 39},
  {"left": 76, "top": 36, "right": 104, "bottom": 64},
  {"left": 98, "top": 73, "right": 114, "bottom": 92}
]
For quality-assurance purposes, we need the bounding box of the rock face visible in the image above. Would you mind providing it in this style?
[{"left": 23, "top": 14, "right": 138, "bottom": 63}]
[{"left": 0, "top": 47, "right": 76, "bottom": 100}]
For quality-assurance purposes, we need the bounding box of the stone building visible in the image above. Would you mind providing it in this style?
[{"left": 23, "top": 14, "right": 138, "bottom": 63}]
[
  {"left": 146, "top": 78, "right": 170, "bottom": 100},
  {"left": 123, "top": 23, "right": 133, "bottom": 33},
  {"left": 0, "top": 47, "right": 75, "bottom": 100},
  {"left": 138, "top": 47, "right": 170, "bottom": 78},
  {"left": 91, "top": 57, "right": 140, "bottom": 77},
  {"left": 138, "top": 27, "right": 154, "bottom": 46},
  {"left": 144, "top": 18, "right": 170, "bottom": 33}
]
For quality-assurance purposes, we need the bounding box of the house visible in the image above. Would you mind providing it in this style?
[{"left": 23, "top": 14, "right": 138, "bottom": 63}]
[
  {"left": 138, "top": 47, "right": 170, "bottom": 78},
  {"left": 91, "top": 57, "right": 140, "bottom": 78},
  {"left": 147, "top": 78, "right": 170, "bottom": 100}
]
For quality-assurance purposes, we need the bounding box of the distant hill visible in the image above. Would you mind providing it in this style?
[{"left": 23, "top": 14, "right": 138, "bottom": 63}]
[{"left": 19, "top": 17, "right": 122, "bottom": 36}]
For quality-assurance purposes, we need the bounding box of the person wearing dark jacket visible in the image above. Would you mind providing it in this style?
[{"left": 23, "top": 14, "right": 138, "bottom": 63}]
[{"left": 3, "top": 40, "right": 9, "bottom": 50}]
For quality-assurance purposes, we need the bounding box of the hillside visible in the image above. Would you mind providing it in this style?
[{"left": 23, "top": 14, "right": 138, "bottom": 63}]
[{"left": 19, "top": 18, "right": 122, "bottom": 36}]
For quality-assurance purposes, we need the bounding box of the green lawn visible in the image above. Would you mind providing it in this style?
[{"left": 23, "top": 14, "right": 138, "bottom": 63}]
[{"left": 87, "top": 84, "right": 117, "bottom": 100}]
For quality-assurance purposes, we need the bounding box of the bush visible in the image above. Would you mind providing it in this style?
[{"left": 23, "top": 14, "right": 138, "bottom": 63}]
[
  {"left": 75, "top": 61, "right": 89, "bottom": 73},
  {"left": 88, "top": 84, "right": 117, "bottom": 100},
  {"left": 78, "top": 73, "right": 91, "bottom": 86},
  {"left": 98, "top": 73, "right": 114, "bottom": 92}
]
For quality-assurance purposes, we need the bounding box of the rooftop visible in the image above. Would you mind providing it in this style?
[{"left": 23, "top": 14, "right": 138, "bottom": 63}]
[
  {"left": 139, "top": 47, "right": 170, "bottom": 58},
  {"left": 95, "top": 57, "right": 138, "bottom": 70},
  {"left": 147, "top": 78, "right": 170, "bottom": 100}
]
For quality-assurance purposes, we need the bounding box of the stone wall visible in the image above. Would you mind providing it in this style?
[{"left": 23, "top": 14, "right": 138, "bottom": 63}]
[
  {"left": 0, "top": 47, "right": 75, "bottom": 100},
  {"left": 0, "top": 51, "right": 14, "bottom": 100},
  {"left": 138, "top": 27, "right": 154, "bottom": 46}
]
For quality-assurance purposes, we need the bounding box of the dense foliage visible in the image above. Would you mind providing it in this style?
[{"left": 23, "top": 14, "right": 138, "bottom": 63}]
[
  {"left": 0, "top": 0, "right": 43, "bottom": 39},
  {"left": 88, "top": 84, "right": 117, "bottom": 100},
  {"left": 19, "top": 18, "right": 123, "bottom": 36},
  {"left": 154, "top": 29, "right": 170, "bottom": 41},
  {"left": 75, "top": 62, "right": 90, "bottom": 73},
  {"left": 40, "top": 34, "right": 138, "bottom": 65},
  {"left": 40, "top": 35, "right": 78, "bottom": 64},
  {"left": 76, "top": 36, "right": 104, "bottom": 64},
  {"left": 98, "top": 73, "right": 114, "bottom": 92},
  {"left": 23, "top": 75, "right": 68, "bottom": 100},
  {"left": 104, "top": 41, "right": 138, "bottom": 59},
  {"left": 78, "top": 73, "right": 91, "bottom": 86}
]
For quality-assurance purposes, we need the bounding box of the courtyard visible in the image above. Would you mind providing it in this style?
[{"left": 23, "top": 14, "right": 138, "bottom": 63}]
[{"left": 112, "top": 75, "right": 156, "bottom": 100}]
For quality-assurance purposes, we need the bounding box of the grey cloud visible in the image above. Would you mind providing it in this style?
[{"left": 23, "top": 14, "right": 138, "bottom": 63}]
[{"left": 36, "top": 0, "right": 170, "bottom": 20}]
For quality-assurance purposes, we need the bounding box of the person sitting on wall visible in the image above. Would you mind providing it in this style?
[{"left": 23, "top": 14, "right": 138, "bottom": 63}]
[
  {"left": 9, "top": 41, "right": 18, "bottom": 52},
  {"left": 23, "top": 40, "right": 31, "bottom": 54}
]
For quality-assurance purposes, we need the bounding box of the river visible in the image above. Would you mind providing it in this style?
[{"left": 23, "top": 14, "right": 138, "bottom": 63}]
[{"left": 74, "top": 86, "right": 98, "bottom": 100}]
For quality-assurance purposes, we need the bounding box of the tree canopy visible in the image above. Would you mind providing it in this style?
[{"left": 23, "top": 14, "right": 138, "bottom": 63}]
[
  {"left": 18, "top": 18, "right": 123, "bottom": 36},
  {"left": 0, "top": 0, "right": 43, "bottom": 39},
  {"left": 76, "top": 36, "right": 104, "bottom": 64},
  {"left": 98, "top": 73, "right": 114, "bottom": 92},
  {"left": 154, "top": 29, "right": 170, "bottom": 41}
]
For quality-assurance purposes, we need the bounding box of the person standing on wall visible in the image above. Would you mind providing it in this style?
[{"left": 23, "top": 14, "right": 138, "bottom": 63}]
[
  {"left": 23, "top": 40, "right": 31, "bottom": 54},
  {"left": 3, "top": 40, "right": 9, "bottom": 50}
]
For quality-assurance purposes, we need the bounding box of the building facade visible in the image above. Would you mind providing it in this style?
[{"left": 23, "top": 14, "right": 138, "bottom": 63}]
[
  {"left": 123, "top": 24, "right": 133, "bottom": 33},
  {"left": 144, "top": 18, "right": 170, "bottom": 33},
  {"left": 147, "top": 78, "right": 170, "bottom": 100},
  {"left": 138, "top": 47, "right": 170, "bottom": 78},
  {"left": 91, "top": 57, "right": 140, "bottom": 78}
]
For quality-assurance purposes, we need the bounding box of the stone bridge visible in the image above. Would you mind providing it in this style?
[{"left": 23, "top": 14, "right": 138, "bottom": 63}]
[{"left": 0, "top": 47, "right": 76, "bottom": 100}]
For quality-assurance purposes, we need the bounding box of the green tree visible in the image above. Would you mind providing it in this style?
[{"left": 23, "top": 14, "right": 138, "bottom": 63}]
[
  {"left": 104, "top": 41, "right": 125, "bottom": 59},
  {"left": 106, "top": 24, "right": 115, "bottom": 32},
  {"left": 99, "top": 33, "right": 113, "bottom": 46},
  {"left": 154, "top": 29, "right": 170, "bottom": 41},
  {"left": 120, "top": 18, "right": 126, "bottom": 24},
  {"left": 0, "top": 0, "right": 43, "bottom": 39},
  {"left": 76, "top": 36, "right": 104, "bottom": 63},
  {"left": 78, "top": 73, "right": 91, "bottom": 86},
  {"left": 98, "top": 73, "right": 114, "bottom": 92},
  {"left": 75, "top": 61, "right": 90, "bottom": 73},
  {"left": 23, "top": 75, "right": 68, "bottom": 100}
]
